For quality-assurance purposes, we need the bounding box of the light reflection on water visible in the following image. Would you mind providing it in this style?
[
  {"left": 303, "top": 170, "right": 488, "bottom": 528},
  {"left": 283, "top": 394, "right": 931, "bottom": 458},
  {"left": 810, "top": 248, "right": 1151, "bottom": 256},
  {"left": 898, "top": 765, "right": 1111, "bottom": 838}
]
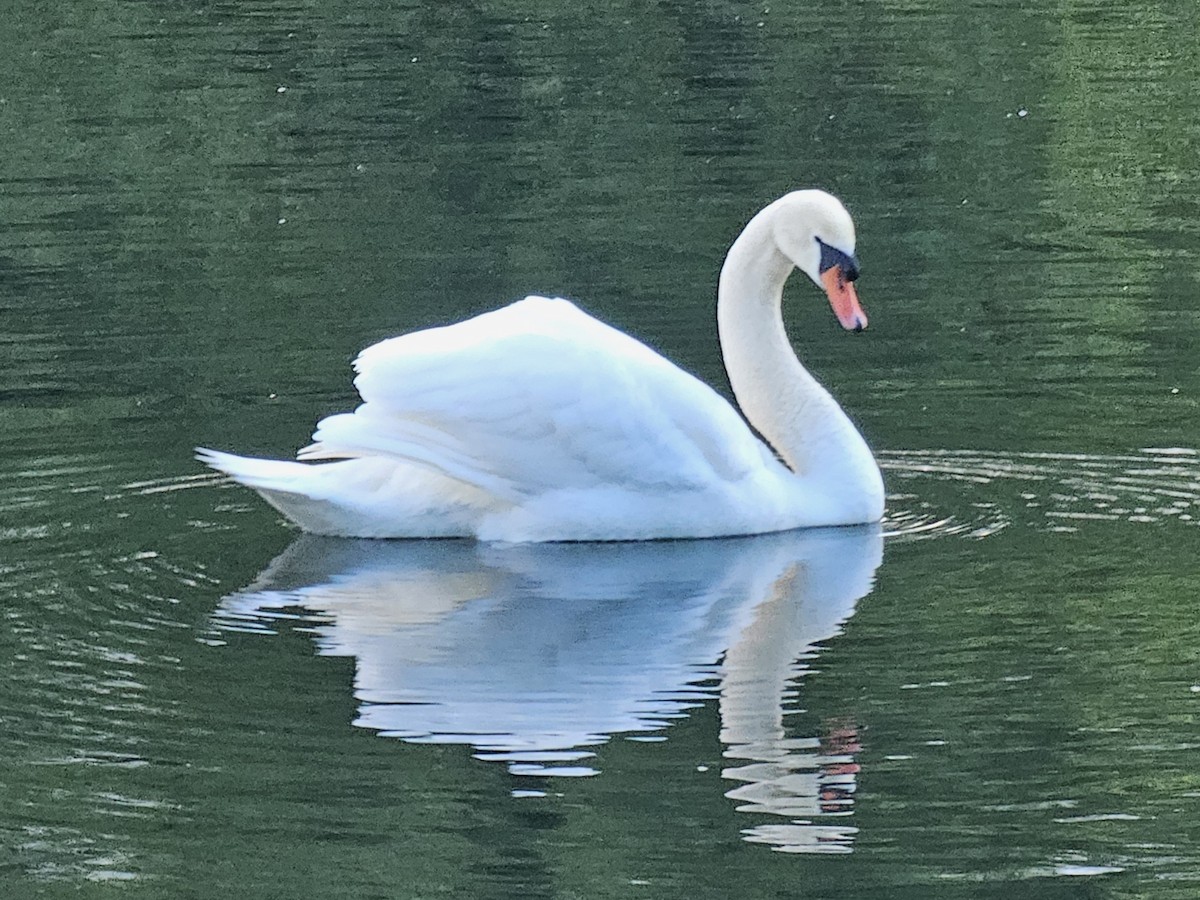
[{"left": 212, "top": 526, "right": 883, "bottom": 854}]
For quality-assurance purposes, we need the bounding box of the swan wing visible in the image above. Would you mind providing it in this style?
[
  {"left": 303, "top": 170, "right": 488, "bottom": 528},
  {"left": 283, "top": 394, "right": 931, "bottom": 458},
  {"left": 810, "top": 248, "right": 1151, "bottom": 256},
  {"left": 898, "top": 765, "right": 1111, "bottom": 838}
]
[{"left": 301, "top": 297, "right": 772, "bottom": 498}]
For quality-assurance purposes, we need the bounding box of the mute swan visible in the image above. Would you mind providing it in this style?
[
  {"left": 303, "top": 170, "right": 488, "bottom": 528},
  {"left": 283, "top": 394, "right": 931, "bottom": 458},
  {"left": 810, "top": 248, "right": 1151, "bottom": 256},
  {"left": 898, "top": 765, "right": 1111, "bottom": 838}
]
[{"left": 197, "top": 189, "right": 885, "bottom": 541}]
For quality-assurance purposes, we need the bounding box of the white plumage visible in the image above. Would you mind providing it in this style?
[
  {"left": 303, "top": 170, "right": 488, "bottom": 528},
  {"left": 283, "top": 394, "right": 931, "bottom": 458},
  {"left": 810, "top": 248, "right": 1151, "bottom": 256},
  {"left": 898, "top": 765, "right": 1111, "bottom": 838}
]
[{"left": 198, "top": 190, "right": 885, "bottom": 541}]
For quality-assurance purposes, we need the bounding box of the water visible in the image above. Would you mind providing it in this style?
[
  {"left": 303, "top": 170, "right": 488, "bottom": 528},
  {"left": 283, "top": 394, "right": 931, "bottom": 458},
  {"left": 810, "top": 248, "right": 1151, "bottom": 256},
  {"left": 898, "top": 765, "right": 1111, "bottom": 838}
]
[{"left": 3, "top": 0, "right": 1199, "bottom": 896}]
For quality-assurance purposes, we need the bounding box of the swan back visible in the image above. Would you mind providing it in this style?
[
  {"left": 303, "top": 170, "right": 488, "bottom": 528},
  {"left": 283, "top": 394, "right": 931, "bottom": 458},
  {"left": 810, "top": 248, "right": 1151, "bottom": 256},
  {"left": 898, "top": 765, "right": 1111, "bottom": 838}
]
[{"left": 309, "top": 297, "right": 777, "bottom": 500}]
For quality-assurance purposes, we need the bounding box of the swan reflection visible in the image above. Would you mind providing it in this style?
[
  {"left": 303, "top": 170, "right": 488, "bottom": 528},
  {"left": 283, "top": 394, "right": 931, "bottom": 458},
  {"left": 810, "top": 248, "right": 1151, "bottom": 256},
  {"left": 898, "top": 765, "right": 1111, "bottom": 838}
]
[{"left": 214, "top": 526, "right": 883, "bottom": 853}]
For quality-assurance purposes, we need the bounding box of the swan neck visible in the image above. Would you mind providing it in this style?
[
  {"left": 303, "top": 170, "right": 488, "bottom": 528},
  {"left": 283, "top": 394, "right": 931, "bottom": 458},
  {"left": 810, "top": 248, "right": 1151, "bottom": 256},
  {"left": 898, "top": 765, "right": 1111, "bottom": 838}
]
[{"left": 716, "top": 207, "right": 858, "bottom": 479}]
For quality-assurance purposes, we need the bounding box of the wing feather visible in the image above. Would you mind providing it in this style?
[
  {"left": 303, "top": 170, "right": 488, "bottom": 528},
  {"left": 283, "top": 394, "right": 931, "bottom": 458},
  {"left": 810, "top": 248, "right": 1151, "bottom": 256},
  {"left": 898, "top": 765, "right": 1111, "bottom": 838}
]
[{"left": 305, "top": 297, "right": 770, "bottom": 496}]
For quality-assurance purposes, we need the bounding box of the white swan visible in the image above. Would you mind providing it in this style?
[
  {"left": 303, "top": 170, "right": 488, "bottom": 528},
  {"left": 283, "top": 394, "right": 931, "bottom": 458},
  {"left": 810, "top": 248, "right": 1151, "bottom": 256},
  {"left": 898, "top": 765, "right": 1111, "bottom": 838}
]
[{"left": 197, "top": 189, "right": 885, "bottom": 541}]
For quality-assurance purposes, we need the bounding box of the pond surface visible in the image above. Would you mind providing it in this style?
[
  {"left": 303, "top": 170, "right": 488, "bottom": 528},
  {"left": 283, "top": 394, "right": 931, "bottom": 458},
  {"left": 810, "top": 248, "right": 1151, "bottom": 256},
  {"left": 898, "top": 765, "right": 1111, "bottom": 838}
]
[{"left": 3, "top": 0, "right": 1199, "bottom": 897}]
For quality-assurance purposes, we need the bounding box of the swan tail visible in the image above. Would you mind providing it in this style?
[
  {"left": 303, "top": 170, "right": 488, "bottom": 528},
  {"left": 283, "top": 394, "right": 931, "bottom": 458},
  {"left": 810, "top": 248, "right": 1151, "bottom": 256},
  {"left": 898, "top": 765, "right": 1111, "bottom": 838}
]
[
  {"left": 194, "top": 448, "right": 483, "bottom": 538},
  {"left": 194, "top": 448, "right": 356, "bottom": 535},
  {"left": 195, "top": 448, "right": 318, "bottom": 494}
]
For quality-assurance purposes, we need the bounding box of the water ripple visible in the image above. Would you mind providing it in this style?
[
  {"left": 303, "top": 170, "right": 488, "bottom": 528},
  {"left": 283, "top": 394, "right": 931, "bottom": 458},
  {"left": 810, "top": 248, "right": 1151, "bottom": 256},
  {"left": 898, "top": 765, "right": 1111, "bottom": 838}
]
[{"left": 881, "top": 448, "right": 1199, "bottom": 541}]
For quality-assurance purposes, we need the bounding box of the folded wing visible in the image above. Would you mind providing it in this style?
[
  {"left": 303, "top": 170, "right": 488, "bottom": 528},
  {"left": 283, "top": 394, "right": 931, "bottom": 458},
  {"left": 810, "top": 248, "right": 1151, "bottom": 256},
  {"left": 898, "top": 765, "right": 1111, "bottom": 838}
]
[{"left": 299, "top": 296, "right": 773, "bottom": 499}]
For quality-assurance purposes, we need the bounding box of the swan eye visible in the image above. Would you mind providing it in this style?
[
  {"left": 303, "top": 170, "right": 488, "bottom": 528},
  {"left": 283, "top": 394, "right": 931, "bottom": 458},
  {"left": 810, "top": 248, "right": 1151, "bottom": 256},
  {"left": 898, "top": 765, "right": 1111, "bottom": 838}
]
[{"left": 816, "top": 237, "right": 860, "bottom": 282}]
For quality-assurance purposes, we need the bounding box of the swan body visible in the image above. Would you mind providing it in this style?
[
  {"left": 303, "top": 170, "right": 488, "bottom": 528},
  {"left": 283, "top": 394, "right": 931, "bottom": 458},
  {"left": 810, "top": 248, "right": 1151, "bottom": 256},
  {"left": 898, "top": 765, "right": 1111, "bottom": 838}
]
[{"left": 198, "top": 190, "right": 885, "bottom": 541}]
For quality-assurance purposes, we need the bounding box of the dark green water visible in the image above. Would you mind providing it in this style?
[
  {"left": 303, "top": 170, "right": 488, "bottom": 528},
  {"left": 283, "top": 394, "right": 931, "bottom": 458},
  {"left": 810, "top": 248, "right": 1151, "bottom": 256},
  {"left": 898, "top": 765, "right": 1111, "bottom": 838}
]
[{"left": 3, "top": 0, "right": 1199, "bottom": 897}]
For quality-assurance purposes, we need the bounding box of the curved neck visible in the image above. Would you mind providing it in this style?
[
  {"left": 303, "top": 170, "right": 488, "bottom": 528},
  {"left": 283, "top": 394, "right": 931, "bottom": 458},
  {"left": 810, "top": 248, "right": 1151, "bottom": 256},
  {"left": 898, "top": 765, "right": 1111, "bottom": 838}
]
[{"left": 716, "top": 206, "right": 870, "bottom": 483}]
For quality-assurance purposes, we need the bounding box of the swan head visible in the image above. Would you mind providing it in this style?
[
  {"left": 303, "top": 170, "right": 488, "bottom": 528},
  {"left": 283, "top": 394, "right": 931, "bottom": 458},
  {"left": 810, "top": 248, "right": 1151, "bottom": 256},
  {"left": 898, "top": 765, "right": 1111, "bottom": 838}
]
[{"left": 771, "top": 190, "right": 867, "bottom": 332}]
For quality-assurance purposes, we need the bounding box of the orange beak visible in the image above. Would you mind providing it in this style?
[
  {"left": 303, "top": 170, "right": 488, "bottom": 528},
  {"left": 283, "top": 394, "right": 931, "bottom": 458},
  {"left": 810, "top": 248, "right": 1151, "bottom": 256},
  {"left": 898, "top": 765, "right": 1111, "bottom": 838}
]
[{"left": 821, "top": 266, "right": 868, "bottom": 332}]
